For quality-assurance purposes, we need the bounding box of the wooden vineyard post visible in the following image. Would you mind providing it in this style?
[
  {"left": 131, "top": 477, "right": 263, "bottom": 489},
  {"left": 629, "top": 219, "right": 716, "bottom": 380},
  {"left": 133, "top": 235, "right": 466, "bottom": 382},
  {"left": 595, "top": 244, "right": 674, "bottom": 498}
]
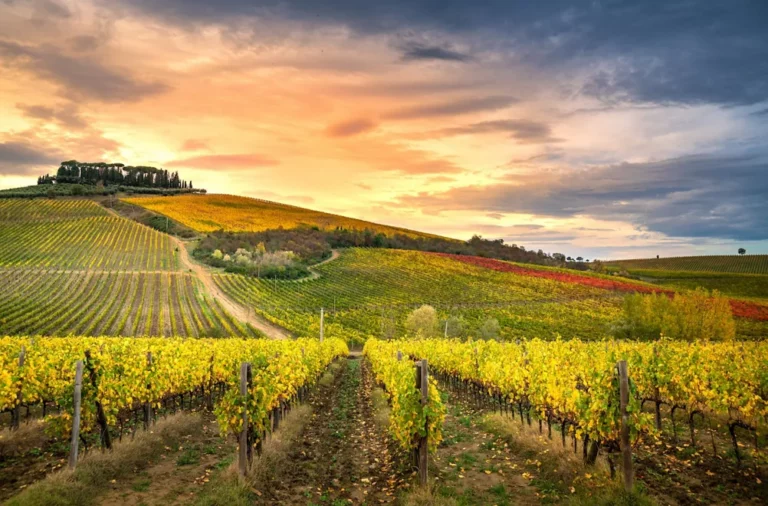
[
  {"left": 238, "top": 362, "right": 252, "bottom": 476},
  {"left": 397, "top": 350, "right": 402, "bottom": 361},
  {"left": 68, "top": 360, "right": 84, "bottom": 469},
  {"left": 320, "top": 308, "right": 325, "bottom": 342},
  {"left": 617, "top": 360, "right": 633, "bottom": 492},
  {"left": 416, "top": 359, "right": 429, "bottom": 486},
  {"left": 144, "top": 352, "right": 153, "bottom": 429},
  {"left": 84, "top": 350, "right": 112, "bottom": 450},
  {"left": 11, "top": 346, "right": 25, "bottom": 430}
]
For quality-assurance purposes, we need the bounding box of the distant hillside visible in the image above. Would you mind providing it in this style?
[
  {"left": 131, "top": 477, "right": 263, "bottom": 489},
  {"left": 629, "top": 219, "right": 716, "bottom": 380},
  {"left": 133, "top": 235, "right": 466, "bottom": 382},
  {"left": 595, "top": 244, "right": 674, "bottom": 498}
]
[
  {"left": 606, "top": 255, "right": 768, "bottom": 275},
  {"left": 123, "top": 194, "right": 447, "bottom": 239}
]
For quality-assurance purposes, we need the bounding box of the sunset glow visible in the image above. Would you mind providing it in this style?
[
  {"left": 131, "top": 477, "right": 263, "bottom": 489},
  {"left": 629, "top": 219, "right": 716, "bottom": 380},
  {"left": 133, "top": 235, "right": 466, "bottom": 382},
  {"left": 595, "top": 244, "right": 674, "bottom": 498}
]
[{"left": 2, "top": 0, "right": 767, "bottom": 259}]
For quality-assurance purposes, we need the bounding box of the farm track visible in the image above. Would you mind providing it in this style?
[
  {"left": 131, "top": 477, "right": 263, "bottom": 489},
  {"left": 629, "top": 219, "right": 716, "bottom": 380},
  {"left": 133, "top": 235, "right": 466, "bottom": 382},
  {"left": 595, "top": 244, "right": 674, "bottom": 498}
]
[
  {"left": 265, "top": 357, "right": 404, "bottom": 504},
  {"left": 168, "top": 234, "right": 291, "bottom": 339},
  {"left": 101, "top": 205, "right": 292, "bottom": 339}
]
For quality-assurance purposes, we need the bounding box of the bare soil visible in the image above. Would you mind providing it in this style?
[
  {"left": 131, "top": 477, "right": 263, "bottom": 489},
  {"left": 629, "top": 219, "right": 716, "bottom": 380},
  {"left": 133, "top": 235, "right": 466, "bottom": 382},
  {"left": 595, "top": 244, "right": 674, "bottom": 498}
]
[{"left": 262, "top": 357, "right": 408, "bottom": 505}]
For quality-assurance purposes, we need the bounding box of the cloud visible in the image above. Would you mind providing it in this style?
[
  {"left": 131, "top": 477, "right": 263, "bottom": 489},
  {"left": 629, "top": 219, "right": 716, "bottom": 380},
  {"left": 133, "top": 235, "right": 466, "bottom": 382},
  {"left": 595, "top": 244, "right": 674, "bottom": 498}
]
[
  {"left": 68, "top": 35, "right": 101, "bottom": 52},
  {"left": 180, "top": 139, "right": 210, "bottom": 152},
  {"left": 0, "top": 40, "right": 170, "bottom": 102},
  {"left": 385, "top": 95, "right": 517, "bottom": 120},
  {"left": 356, "top": 183, "right": 372, "bottom": 190},
  {"left": 16, "top": 102, "right": 88, "bottom": 129},
  {"left": 0, "top": 141, "right": 61, "bottom": 176},
  {"left": 398, "top": 153, "right": 768, "bottom": 241},
  {"left": 425, "top": 119, "right": 560, "bottom": 144},
  {"left": 123, "top": 1, "right": 768, "bottom": 107},
  {"left": 325, "top": 118, "right": 378, "bottom": 137},
  {"left": 399, "top": 42, "right": 471, "bottom": 62},
  {"left": 377, "top": 151, "right": 461, "bottom": 175},
  {"left": 751, "top": 108, "right": 768, "bottom": 117},
  {"left": 166, "top": 153, "right": 280, "bottom": 169},
  {"left": 486, "top": 213, "right": 503, "bottom": 220},
  {"left": 35, "top": 0, "right": 71, "bottom": 18}
]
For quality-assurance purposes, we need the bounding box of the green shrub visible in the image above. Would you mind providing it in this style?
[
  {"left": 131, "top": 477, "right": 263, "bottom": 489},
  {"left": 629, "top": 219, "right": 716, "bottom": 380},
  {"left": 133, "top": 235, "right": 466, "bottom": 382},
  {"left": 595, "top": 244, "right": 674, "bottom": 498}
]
[{"left": 613, "top": 288, "right": 735, "bottom": 341}]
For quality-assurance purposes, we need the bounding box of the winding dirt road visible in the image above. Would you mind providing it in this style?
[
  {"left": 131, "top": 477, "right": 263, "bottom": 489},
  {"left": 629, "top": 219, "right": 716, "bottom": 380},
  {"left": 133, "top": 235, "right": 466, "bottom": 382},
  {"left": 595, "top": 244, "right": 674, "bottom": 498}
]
[
  {"left": 169, "top": 235, "right": 292, "bottom": 339},
  {"left": 102, "top": 204, "right": 292, "bottom": 339}
]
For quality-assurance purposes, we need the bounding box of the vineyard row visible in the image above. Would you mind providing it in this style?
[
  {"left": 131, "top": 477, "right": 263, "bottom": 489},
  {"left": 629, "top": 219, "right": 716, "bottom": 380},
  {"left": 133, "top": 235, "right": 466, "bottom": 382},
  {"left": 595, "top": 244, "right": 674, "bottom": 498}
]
[
  {"left": 0, "top": 216, "right": 178, "bottom": 271},
  {"left": 0, "top": 270, "right": 256, "bottom": 337},
  {"left": 0, "top": 337, "right": 349, "bottom": 455}
]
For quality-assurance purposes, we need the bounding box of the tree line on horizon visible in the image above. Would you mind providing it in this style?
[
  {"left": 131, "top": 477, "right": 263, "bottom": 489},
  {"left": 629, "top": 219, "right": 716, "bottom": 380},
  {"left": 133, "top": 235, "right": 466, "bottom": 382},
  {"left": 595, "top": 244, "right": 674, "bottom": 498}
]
[{"left": 37, "top": 160, "right": 193, "bottom": 190}]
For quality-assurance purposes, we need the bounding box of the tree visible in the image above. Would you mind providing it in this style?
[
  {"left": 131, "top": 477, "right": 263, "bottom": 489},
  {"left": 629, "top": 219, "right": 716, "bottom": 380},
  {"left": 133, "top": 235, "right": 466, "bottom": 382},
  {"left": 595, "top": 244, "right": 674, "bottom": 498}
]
[
  {"left": 589, "top": 260, "right": 605, "bottom": 273},
  {"left": 405, "top": 305, "right": 438, "bottom": 338},
  {"left": 576, "top": 256, "right": 583, "bottom": 262},
  {"left": 738, "top": 248, "right": 746, "bottom": 255},
  {"left": 478, "top": 317, "right": 501, "bottom": 340},
  {"left": 443, "top": 315, "right": 466, "bottom": 338},
  {"left": 612, "top": 289, "right": 735, "bottom": 341}
]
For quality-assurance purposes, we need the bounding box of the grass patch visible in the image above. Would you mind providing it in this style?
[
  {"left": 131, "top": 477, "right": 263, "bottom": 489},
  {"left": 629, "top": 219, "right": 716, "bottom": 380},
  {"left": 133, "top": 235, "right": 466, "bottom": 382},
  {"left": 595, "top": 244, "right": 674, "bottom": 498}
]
[
  {"left": 176, "top": 446, "right": 201, "bottom": 466},
  {"left": 6, "top": 412, "right": 202, "bottom": 506},
  {"left": 130, "top": 476, "right": 151, "bottom": 493}
]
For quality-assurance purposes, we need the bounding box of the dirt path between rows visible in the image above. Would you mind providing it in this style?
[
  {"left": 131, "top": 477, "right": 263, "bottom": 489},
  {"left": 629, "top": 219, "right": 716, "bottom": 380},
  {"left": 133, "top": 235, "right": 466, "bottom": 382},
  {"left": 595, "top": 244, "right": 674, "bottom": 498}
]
[
  {"left": 305, "top": 249, "right": 340, "bottom": 280},
  {"left": 102, "top": 204, "right": 291, "bottom": 339},
  {"left": 265, "top": 357, "right": 405, "bottom": 504},
  {"left": 97, "top": 413, "right": 235, "bottom": 506},
  {"left": 169, "top": 235, "right": 292, "bottom": 339}
]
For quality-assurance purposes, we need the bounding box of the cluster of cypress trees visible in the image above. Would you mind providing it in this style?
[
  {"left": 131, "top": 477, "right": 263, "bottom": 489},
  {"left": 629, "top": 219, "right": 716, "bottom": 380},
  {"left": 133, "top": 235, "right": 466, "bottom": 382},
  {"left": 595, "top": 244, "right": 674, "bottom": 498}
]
[{"left": 40, "top": 160, "right": 193, "bottom": 189}]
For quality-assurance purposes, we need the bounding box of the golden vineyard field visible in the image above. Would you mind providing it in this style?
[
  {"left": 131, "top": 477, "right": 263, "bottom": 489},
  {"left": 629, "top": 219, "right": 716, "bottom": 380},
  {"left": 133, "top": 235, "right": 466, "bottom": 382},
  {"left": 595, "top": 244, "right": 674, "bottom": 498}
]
[{"left": 123, "top": 194, "right": 441, "bottom": 238}]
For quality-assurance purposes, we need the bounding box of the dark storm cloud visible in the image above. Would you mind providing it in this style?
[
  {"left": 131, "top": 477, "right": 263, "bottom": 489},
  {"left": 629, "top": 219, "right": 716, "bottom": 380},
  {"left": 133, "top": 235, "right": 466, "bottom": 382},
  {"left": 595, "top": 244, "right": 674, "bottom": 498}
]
[
  {"left": 385, "top": 96, "right": 517, "bottom": 120},
  {"left": 121, "top": 1, "right": 768, "bottom": 106},
  {"left": 397, "top": 154, "right": 768, "bottom": 241},
  {"left": 399, "top": 43, "right": 471, "bottom": 62},
  {"left": 0, "top": 40, "right": 169, "bottom": 102},
  {"left": 0, "top": 141, "right": 61, "bottom": 175}
]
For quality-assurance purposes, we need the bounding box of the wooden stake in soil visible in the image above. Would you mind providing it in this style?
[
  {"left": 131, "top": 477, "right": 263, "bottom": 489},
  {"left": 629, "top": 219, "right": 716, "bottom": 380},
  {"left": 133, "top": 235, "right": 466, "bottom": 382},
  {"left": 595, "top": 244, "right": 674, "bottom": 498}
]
[
  {"left": 617, "top": 360, "right": 633, "bottom": 492},
  {"left": 417, "top": 359, "right": 429, "bottom": 486},
  {"left": 11, "top": 345, "right": 25, "bottom": 430},
  {"left": 320, "top": 308, "right": 324, "bottom": 342},
  {"left": 68, "top": 360, "right": 84, "bottom": 469},
  {"left": 238, "top": 362, "right": 252, "bottom": 476},
  {"left": 85, "top": 350, "right": 112, "bottom": 450},
  {"left": 144, "top": 352, "right": 153, "bottom": 430}
]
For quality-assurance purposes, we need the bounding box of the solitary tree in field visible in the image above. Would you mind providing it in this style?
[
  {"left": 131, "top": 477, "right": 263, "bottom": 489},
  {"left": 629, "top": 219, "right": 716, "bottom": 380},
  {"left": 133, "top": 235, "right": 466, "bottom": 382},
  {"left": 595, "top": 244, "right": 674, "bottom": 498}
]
[
  {"left": 576, "top": 256, "right": 583, "bottom": 262},
  {"left": 738, "top": 248, "right": 746, "bottom": 255},
  {"left": 405, "top": 305, "right": 438, "bottom": 337}
]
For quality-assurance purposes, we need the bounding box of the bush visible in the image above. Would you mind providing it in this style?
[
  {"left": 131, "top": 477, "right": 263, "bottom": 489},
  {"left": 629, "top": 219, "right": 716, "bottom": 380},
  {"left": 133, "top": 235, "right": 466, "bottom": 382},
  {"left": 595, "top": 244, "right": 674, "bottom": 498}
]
[
  {"left": 443, "top": 315, "right": 466, "bottom": 338},
  {"left": 478, "top": 317, "right": 501, "bottom": 340},
  {"left": 612, "top": 288, "right": 735, "bottom": 341},
  {"left": 70, "top": 185, "right": 85, "bottom": 196},
  {"left": 405, "top": 305, "right": 438, "bottom": 338}
]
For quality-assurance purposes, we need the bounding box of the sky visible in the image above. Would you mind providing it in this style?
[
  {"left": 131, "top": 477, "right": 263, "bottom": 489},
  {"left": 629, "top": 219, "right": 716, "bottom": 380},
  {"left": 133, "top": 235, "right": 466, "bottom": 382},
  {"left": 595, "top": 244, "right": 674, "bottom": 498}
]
[{"left": 1, "top": 0, "right": 767, "bottom": 260}]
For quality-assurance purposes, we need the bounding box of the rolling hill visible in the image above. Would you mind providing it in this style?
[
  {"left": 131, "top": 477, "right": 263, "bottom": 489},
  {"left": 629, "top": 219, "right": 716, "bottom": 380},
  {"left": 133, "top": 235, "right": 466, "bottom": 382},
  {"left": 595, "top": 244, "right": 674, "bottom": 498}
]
[
  {"left": 606, "top": 254, "right": 768, "bottom": 274},
  {"left": 123, "top": 193, "right": 444, "bottom": 238},
  {"left": 1, "top": 190, "right": 767, "bottom": 506}
]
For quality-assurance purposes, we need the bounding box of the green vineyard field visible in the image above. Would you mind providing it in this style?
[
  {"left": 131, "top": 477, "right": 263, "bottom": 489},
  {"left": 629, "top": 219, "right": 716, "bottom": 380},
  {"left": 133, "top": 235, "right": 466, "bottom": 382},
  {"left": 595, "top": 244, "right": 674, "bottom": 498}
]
[
  {"left": 0, "top": 200, "right": 178, "bottom": 270},
  {"left": 213, "top": 248, "right": 626, "bottom": 342},
  {"left": 606, "top": 254, "right": 768, "bottom": 275},
  {"left": 0, "top": 270, "right": 256, "bottom": 337}
]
